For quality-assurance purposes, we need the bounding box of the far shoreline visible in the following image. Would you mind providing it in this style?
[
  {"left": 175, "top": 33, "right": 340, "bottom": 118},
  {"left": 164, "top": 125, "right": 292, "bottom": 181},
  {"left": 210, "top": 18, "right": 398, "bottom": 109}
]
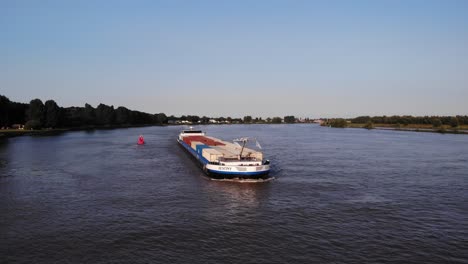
[
  {"left": 343, "top": 123, "right": 468, "bottom": 135},
  {"left": 0, "top": 124, "right": 164, "bottom": 139},
  {"left": 2, "top": 122, "right": 468, "bottom": 139}
]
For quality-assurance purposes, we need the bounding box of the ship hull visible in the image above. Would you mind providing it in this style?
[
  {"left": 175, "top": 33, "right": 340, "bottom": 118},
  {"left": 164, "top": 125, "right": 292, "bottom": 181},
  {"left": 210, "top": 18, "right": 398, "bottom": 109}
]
[
  {"left": 177, "top": 139, "right": 270, "bottom": 180},
  {"left": 205, "top": 169, "right": 270, "bottom": 180}
]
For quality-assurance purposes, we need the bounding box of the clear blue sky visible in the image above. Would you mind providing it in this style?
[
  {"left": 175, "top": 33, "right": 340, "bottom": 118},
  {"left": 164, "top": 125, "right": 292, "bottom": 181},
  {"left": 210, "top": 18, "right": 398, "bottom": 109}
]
[{"left": 1, "top": 0, "right": 467, "bottom": 118}]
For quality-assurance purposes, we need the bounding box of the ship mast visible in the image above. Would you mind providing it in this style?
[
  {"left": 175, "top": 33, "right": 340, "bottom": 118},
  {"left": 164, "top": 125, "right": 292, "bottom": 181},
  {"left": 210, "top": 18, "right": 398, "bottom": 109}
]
[
  {"left": 235, "top": 137, "right": 249, "bottom": 160},
  {"left": 239, "top": 139, "right": 247, "bottom": 160}
]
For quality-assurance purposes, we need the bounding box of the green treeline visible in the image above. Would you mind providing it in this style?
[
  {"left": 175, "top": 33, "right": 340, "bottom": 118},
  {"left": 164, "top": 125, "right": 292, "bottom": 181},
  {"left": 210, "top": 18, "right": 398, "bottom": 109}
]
[
  {"left": 351, "top": 115, "right": 467, "bottom": 127},
  {"left": 6, "top": 93, "right": 464, "bottom": 131},
  {"left": 166, "top": 115, "right": 292, "bottom": 124},
  {"left": 324, "top": 115, "right": 468, "bottom": 128},
  {"left": 0, "top": 95, "right": 297, "bottom": 129},
  {"left": 283, "top": 116, "right": 296, "bottom": 123},
  {"left": 0, "top": 95, "right": 168, "bottom": 129},
  {"left": 328, "top": 118, "right": 348, "bottom": 128},
  {"left": 1, "top": 94, "right": 299, "bottom": 130}
]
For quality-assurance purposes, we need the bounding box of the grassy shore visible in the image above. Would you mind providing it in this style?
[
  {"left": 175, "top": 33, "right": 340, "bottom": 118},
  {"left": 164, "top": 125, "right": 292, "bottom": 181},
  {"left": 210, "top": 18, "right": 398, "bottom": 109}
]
[
  {"left": 0, "top": 129, "right": 70, "bottom": 138},
  {"left": 347, "top": 123, "right": 468, "bottom": 134},
  {"left": 0, "top": 124, "right": 163, "bottom": 139}
]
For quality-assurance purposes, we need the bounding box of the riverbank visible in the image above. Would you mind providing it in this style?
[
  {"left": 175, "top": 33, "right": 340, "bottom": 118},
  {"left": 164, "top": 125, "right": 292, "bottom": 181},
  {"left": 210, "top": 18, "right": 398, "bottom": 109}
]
[
  {"left": 0, "top": 123, "right": 279, "bottom": 139},
  {"left": 0, "top": 129, "right": 68, "bottom": 138},
  {"left": 0, "top": 124, "right": 163, "bottom": 139},
  {"left": 347, "top": 123, "right": 468, "bottom": 134}
]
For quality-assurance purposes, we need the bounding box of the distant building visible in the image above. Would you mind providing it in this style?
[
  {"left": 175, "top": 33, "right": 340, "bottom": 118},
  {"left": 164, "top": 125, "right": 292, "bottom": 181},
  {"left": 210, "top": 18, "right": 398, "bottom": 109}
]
[
  {"left": 313, "top": 119, "right": 324, "bottom": 124},
  {"left": 297, "top": 118, "right": 310, "bottom": 123}
]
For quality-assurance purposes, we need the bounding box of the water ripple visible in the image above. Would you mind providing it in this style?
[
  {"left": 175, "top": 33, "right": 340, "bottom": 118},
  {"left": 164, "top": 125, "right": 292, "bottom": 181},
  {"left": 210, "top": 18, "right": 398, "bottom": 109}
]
[{"left": 1, "top": 125, "right": 467, "bottom": 263}]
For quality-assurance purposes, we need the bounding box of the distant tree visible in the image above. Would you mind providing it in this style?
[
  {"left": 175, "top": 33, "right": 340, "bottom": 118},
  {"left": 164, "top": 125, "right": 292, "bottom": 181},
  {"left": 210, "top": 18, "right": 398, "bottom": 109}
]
[
  {"left": 330, "top": 118, "right": 347, "bottom": 128},
  {"left": 130, "top": 111, "right": 142, "bottom": 124},
  {"left": 440, "top": 116, "right": 451, "bottom": 125},
  {"left": 9, "top": 102, "right": 28, "bottom": 125},
  {"left": 243, "top": 116, "right": 252, "bottom": 123},
  {"left": 95, "top": 103, "right": 115, "bottom": 125},
  {"left": 200, "top": 116, "right": 210, "bottom": 124},
  {"left": 284, "top": 116, "right": 295, "bottom": 123},
  {"left": 364, "top": 121, "right": 374, "bottom": 129},
  {"left": 81, "top": 104, "right": 96, "bottom": 125},
  {"left": 352, "top": 116, "right": 371, "bottom": 124},
  {"left": 401, "top": 117, "right": 409, "bottom": 126},
  {"left": 457, "top": 115, "right": 468, "bottom": 125},
  {"left": 272, "top": 117, "right": 282, "bottom": 124},
  {"left": 450, "top": 117, "right": 459, "bottom": 128},
  {"left": 27, "top": 99, "right": 45, "bottom": 128},
  {"left": 266, "top": 117, "right": 272, "bottom": 123},
  {"left": 168, "top": 115, "right": 177, "bottom": 122},
  {"left": 131, "top": 110, "right": 152, "bottom": 124},
  {"left": 115, "top": 106, "right": 131, "bottom": 125},
  {"left": 231, "top": 118, "right": 242, "bottom": 123},
  {"left": 44, "top": 100, "right": 60, "bottom": 128},
  {"left": 0, "top": 95, "right": 11, "bottom": 126},
  {"left": 432, "top": 118, "right": 442, "bottom": 128},
  {"left": 24, "top": 120, "right": 42, "bottom": 130},
  {"left": 60, "top": 107, "right": 82, "bottom": 127},
  {"left": 187, "top": 115, "right": 199, "bottom": 123},
  {"left": 156, "top": 113, "right": 168, "bottom": 124},
  {"left": 227, "top": 117, "right": 232, "bottom": 123}
]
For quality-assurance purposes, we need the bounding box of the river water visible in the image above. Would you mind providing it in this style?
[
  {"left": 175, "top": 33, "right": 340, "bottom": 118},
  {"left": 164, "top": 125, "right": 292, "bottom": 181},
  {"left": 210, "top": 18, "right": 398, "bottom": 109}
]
[{"left": 1, "top": 125, "right": 467, "bottom": 263}]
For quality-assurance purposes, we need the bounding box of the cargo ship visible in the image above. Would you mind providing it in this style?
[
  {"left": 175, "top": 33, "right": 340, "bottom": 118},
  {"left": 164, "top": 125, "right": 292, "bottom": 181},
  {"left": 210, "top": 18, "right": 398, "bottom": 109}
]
[{"left": 177, "top": 129, "right": 270, "bottom": 180}]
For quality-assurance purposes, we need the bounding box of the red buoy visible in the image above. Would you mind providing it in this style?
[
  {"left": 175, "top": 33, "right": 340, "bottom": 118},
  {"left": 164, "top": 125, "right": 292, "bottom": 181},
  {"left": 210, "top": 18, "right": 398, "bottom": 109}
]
[{"left": 137, "top": 135, "right": 145, "bottom": 145}]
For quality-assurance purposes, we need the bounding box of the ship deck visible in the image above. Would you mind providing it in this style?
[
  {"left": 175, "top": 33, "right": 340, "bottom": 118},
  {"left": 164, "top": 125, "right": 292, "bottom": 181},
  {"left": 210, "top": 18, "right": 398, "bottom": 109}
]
[{"left": 182, "top": 135, "right": 263, "bottom": 161}]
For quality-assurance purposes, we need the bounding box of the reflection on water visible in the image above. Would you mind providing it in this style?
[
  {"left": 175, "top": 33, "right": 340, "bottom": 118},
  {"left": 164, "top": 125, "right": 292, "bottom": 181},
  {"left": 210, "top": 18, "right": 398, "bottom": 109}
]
[
  {"left": 198, "top": 180, "right": 273, "bottom": 225},
  {"left": 0, "top": 139, "right": 9, "bottom": 174},
  {"left": 212, "top": 181, "right": 270, "bottom": 206}
]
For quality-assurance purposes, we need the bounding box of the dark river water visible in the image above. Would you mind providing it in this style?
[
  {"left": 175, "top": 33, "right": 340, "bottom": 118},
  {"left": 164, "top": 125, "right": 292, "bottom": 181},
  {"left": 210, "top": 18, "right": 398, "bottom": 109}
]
[{"left": 1, "top": 125, "right": 467, "bottom": 264}]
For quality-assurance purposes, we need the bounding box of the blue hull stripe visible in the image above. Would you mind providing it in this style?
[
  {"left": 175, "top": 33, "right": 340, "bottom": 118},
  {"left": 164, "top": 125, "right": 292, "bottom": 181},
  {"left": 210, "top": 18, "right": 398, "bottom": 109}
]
[{"left": 207, "top": 169, "right": 268, "bottom": 175}]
